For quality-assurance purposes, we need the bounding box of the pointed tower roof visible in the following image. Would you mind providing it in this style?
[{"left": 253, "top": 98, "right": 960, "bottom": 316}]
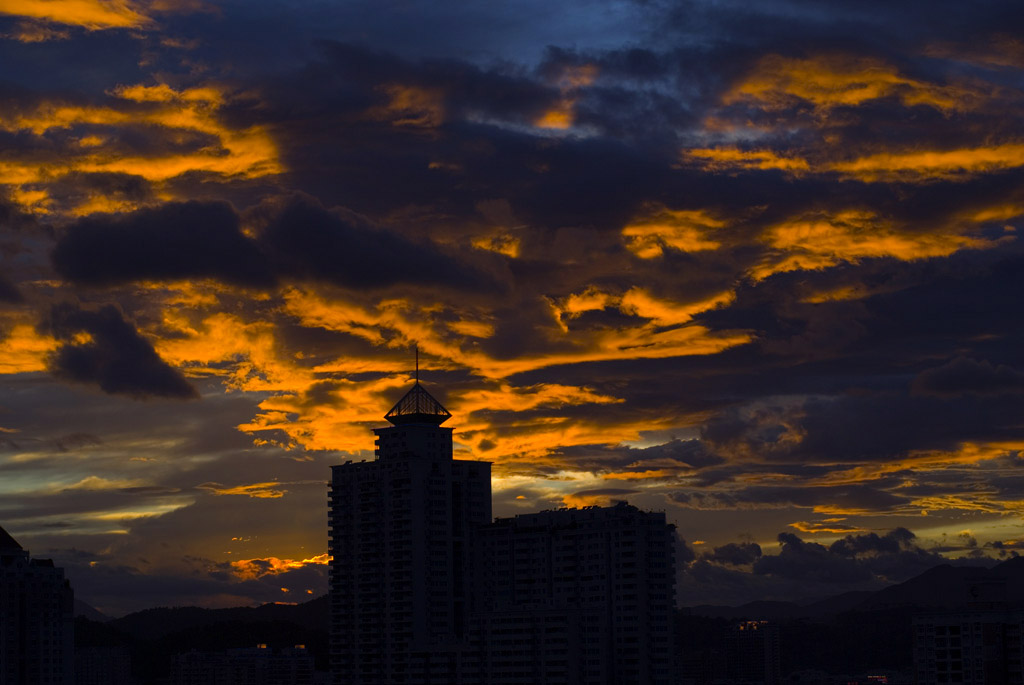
[
  {"left": 385, "top": 382, "right": 452, "bottom": 425},
  {"left": 0, "top": 524, "right": 22, "bottom": 551}
]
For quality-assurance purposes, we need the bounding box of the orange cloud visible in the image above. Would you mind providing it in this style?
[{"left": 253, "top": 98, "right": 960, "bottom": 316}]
[
  {"left": 470, "top": 233, "right": 520, "bottom": 258},
  {"left": 683, "top": 147, "right": 810, "bottom": 174},
  {"left": 622, "top": 207, "right": 724, "bottom": 258},
  {"left": 197, "top": 481, "right": 288, "bottom": 498},
  {"left": 789, "top": 520, "right": 865, "bottom": 534},
  {"left": 830, "top": 143, "right": 1024, "bottom": 182},
  {"left": 283, "top": 287, "right": 751, "bottom": 381},
  {"left": 0, "top": 83, "right": 281, "bottom": 216},
  {"left": 601, "top": 469, "right": 675, "bottom": 480},
  {"left": 725, "top": 54, "right": 968, "bottom": 113},
  {"left": 230, "top": 553, "right": 329, "bottom": 580},
  {"left": 535, "top": 64, "right": 598, "bottom": 130},
  {"left": 3, "top": 19, "right": 71, "bottom": 42},
  {"left": 751, "top": 210, "right": 1000, "bottom": 279},
  {"left": 369, "top": 84, "right": 445, "bottom": 128},
  {"left": 0, "top": 0, "right": 151, "bottom": 30},
  {"left": 0, "top": 322, "right": 58, "bottom": 374}
]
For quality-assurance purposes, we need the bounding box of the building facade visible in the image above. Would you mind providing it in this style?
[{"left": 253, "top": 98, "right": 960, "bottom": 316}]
[
  {"left": 726, "top": 621, "right": 781, "bottom": 685},
  {"left": 0, "top": 524, "right": 74, "bottom": 685},
  {"left": 914, "top": 608, "right": 1024, "bottom": 685},
  {"left": 171, "top": 645, "right": 315, "bottom": 685}
]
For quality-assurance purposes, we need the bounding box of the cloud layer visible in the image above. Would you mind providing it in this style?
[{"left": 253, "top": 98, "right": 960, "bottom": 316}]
[{"left": 1, "top": 0, "right": 1024, "bottom": 612}]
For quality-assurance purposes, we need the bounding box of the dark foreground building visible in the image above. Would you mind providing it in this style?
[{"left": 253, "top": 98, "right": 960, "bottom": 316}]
[
  {"left": 914, "top": 609, "right": 1024, "bottom": 684},
  {"left": 473, "top": 504, "right": 675, "bottom": 684},
  {"left": 328, "top": 379, "right": 676, "bottom": 684},
  {"left": 0, "top": 524, "right": 74, "bottom": 685},
  {"left": 329, "top": 380, "right": 491, "bottom": 683}
]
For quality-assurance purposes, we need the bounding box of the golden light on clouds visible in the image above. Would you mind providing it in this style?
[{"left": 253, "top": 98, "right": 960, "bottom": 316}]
[
  {"left": 789, "top": 520, "right": 864, "bottom": 534},
  {"left": 535, "top": 63, "right": 597, "bottom": 130},
  {"left": 197, "top": 481, "right": 289, "bottom": 498},
  {"left": 230, "top": 553, "right": 329, "bottom": 580},
  {"left": 0, "top": 0, "right": 151, "bottom": 30},
  {"left": 831, "top": 143, "right": 1024, "bottom": 182},
  {"left": 0, "top": 82, "right": 281, "bottom": 216},
  {"left": 369, "top": 84, "right": 445, "bottom": 128},
  {"left": 535, "top": 105, "right": 574, "bottom": 130},
  {"left": 750, "top": 210, "right": 999, "bottom": 279},
  {"left": 471, "top": 232, "right": 521, "bottom": 257},
  {"left": 622, "top": 207, "right": 723, "bottom": 258},
  {"left": 684, "top": 147, "right": 810, "bottom": 174},
  {"left": 0, "top": 323, "right": 57, "bottom": 374},
  {"left": 726, "top": 54, "right": 967, "bottom": 112}
]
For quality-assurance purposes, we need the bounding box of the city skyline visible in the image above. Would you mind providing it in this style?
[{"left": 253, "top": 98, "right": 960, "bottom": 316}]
[{"left": 1, "top": 0, "right": 1024, "bottom": 616}]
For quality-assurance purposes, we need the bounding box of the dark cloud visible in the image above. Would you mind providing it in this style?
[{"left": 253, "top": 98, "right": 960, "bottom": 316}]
[
  {"left": 255, "top": 194, "right": 498, "bottom": 291},
  {"left": 43, "top": 303, "right": 197, "bottom": 399},
  {"left": 912, "top": 356, "right": 1024, "bottom": 397},
  {"left": 750, "top": 529, "right": 964, "bottom": 586},
  {"left": 702, "top": 541, "right": 762, "bottom": 566},
  {"left": 753, "top": 533, "right": 872, "bottom": 583},
  {"left": 0, "top": 271, "right": 21, "bottom": 302},
  {"left": 553, "top": 438, "right": 724, "bottom": 474},
  {"left": 52, "top": 201, "right": 275, "bottom": 288},
  {"left": 50, "top": 194, "right": 499, "bottom": 293},
  {"left": 829, "top": 528, "right": 916, "bottom": 557}
]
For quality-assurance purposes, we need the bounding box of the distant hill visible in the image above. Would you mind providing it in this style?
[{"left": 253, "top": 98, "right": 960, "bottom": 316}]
[
  {"left": 680, "top": 556, "right": 1024, "bottom": 677},
  {"left": 860, "top": 557, "right": 1024, "bottom": 610},
  {"left": 108, "top": 594, "right": 328, "bottom": 641},
  {"left": 687, "top": 557, "right": 1023, "bottom": 620},
  {"left": 74, "top": 598, "right": 108, "bottom": 622},
  {"left": 75, "top": 595, "right": 329, "bottom": 684},
  {"left": 687, "top": 590, "right": 875, "bottom": 621}
]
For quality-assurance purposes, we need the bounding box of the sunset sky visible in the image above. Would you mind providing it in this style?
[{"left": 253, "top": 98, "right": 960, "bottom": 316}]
[{"left": 2, "top": 0, "right": 1024, "bottom": 616}]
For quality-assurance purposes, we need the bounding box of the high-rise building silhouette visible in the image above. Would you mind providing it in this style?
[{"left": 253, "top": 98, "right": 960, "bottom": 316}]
[
  {"left": 328, "top": 375, "right": 677, "bottom": 684},
  {"left": 472, "top": 504, "right": 676, "bottom": 684},
  {"left": 0, "top": 524, "right": 74, "bottom": 685},
  {"left": 329, "top": 380, "right": 491, "bottom": 683}
]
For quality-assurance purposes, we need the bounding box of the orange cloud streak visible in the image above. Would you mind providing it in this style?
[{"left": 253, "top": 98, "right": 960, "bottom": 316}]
[
  {"left": 197, "top": 481, "right": 288, "bottom": 498},
  {"left": 725, "top": 54, "right": 968, "bottom": 112},
  {"left": 751, "top": 210, "right": 1000, "bottom": 279},
  {"left": 0, "top": 0, "right": 151, "bottom": 29},
  {"left": 230, "top": 553, "right": 329, "bottom": 580},
  {"left": 622, "top": 207, "right": 723, "bottom": 258},
  {"left": 0, "top": 83, "right": 281, "bottom": 215}
]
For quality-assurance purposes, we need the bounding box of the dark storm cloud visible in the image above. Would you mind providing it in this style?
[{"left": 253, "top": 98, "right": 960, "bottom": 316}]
[
  {"left": 912, "top": 357, "right": 1024, "bottom": 397},
  {"left": 748, "top": 529, "right": 970, "bottom": 585},
  {"left": 753, "top": 533, "right": 872, "bottom": 583},
  {"left": 829, "top": 528, "right": 915, "bottom": 557},
  {"left": 0, "top": 271, "right": 21, "bottom": 302},
  {"left": 232, "top": 41, "right": 678, "bottom": 231},
  {"left": 671, "top": 484, "right": 906, "bottom": 514},
  {"left": 255, "top": 194, "right": 498, "bottom": 291},
  {"left": 52, "top": 201, "right": 275, "bottom": 288},
  {"left": 699, "top": 384, "right": 1024, "bottom": 465},
  {"left": 702, "top": 541, "right": 762, "bottom": 566},
  {"left": 50, "top": 195, "right": 498, "bottom": 292},
  {"left": 549, "top": 439, "right": 724, "bottom": 474},
  {"left": 42, "top": 303, "right": 197, "bottom": 399}
]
